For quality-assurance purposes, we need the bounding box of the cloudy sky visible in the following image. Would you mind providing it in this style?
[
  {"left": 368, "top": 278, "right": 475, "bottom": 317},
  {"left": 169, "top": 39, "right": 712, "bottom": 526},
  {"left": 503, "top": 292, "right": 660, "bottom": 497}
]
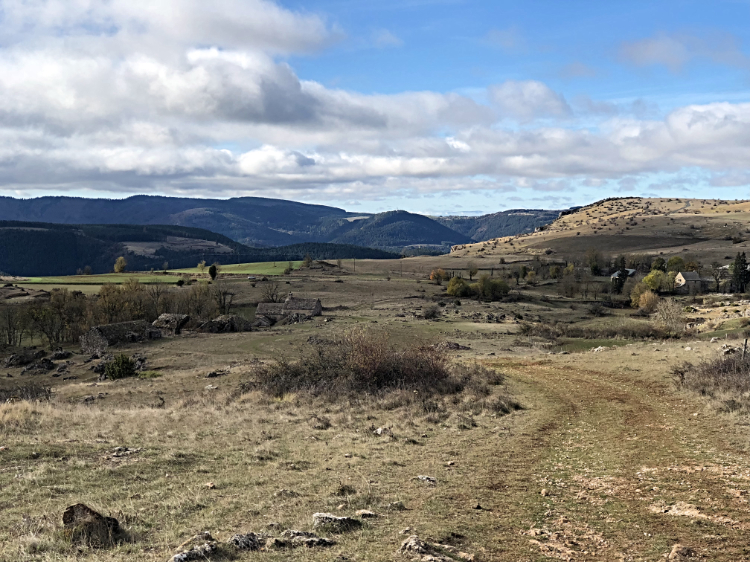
[{"left": 0, "top": 0, "right": 748, "bottom": 214}]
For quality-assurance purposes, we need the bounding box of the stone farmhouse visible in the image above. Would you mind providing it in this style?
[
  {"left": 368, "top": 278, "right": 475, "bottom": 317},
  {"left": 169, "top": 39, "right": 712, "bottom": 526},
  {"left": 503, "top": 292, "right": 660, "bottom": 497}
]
[
  {"left": 255, "top": 293, "right": 322, "bottom": 324},
  {"left": 674, "top": 271, "right": 712, "bottom": 294}
]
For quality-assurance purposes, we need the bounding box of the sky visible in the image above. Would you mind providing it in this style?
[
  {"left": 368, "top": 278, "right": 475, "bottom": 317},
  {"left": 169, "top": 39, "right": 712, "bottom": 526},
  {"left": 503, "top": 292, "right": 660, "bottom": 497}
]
[{"left": 0, "top": 0, "right": 748, "bottom": 215}]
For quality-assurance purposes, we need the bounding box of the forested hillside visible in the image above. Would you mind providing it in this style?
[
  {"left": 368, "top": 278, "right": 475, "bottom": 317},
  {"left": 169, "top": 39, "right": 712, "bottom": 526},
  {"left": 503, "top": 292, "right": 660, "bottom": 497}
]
[
  {"left": 436, "top": 209, "right": 561, "bottom": 240},
  {"left": 0, "top": 222, "right": 397, "bottom": 276},
  {"left": 0, "top": 196, "right": 556, "bottom": 252}
]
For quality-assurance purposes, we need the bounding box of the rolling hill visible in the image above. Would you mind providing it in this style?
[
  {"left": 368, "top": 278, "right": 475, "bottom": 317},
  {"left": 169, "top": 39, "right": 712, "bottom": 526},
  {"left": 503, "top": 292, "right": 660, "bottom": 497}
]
[
  {"left": 0, "top": 221, "right": 398, "bottom": 277},
  {"left": 0, "top": 196, "right": 558, "bottom": 253},
  {"left": 435, "top": 209, "right": 561, "bottom": 241},
  {"left": 451, "top": 197, "right": 750, "bottom": 265}
]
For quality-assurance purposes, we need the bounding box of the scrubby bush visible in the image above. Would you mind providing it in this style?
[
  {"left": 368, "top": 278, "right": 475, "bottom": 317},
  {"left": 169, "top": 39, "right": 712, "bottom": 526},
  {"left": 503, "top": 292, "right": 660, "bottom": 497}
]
[
  {"left": 447, "top": 277, "right": 471, "bottom": 297},
  {"left": 423, "top": 305, "right": 440, "bottom": 320},
  {"left": 673, "top": 356, "right": 750, "bottom": 413},
  {"left": 103, "top": 354, "right": 137, "bottom": 380},
  {"left": 638, "top": 290, "right": 660, "bottom": 313},
  {"left": 257, "top": 329, "right": 460, "bottom": 398},
  {"left": 429, "top": 268, "right": 449, "bottom": 284},
  {"left": 471, "top": 274, "right": 510, "bottom": 301}
]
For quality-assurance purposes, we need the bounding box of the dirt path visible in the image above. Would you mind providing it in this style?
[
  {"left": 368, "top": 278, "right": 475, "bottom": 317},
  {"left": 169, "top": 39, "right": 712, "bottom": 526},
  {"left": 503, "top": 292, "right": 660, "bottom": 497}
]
[{"left": 479, "top": 353, "right": 750, "bottom": 561}]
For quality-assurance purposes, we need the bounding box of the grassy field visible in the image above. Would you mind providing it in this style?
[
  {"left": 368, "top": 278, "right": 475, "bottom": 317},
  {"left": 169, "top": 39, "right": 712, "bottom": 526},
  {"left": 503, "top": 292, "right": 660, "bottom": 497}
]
[
  {"left": 171, "top": 261, "right": 303, "bottom": 276},
  {"left": 5, "top": 248, "right": 750, "bottom": 560},
  {"left": 20, "top": 273, "right": 181, "bottom": 285}
]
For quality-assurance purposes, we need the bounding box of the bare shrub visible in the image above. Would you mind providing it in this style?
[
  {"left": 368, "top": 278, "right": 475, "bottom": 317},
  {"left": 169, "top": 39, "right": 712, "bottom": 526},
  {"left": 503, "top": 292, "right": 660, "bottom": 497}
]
[
  {"left": 656, "top": 298, "right": 684, "bottom": 334},
  {"left": 673, "top": 356, "right": 750, "bottom": 413},
  {"left": 257, "top": 328, "right": 460, "bottom": 398},
  {"left": 520, "top": 320, "right": 672, "bottom": 340},
  {"left": 0, "top": 384, "right": 52, "bottom": 403},
  {"left": 261, "top": 281, "right": 280, "bottom": 303},
  {"left": 423, "top": 306, "right": 440, "bottom": 320}
]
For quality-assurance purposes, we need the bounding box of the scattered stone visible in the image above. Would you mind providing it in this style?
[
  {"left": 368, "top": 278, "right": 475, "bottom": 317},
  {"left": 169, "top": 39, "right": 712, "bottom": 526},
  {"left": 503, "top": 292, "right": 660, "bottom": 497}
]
[
  {"left": 684, "top": 346, "right": 692, "bottom": 351},
  {"left": 21, "top": 357, "right": 55, "bottom": 375},
  {"left": 131, "top": 353, "right": 148, "bottom": 372},
  {"left": 398, "top": 535, "right": 462, "bottom": 562},
  {"left": 355, "top": 509, "right": 377, "bottom": 518},
  {"left": 62, "top": 503, "right": 121, "bottom": 547},
  {"left": 51, "top": 349, "right": 73, "bottom": 360},
  {"left": 669, "top": 544, "right": 696, "bottom": 560},
  {"left": 170, "top": 542, "right": 218, "bottom": 562},
  {"left": 228, "top": 532, "right": 261, "bottom": 551},
  {"left": 281, "top": 529, "right": 336, "bottom": 547},
  {"left": 541, "top": 489, "right": 549, "bottom": 497},
  {"left": 205, "top": 370, "right": 227, "bottom": 378},
  {"left": 416, "top": 475, "right": 437, "bottom": 485},
  {"left": 110, "top": 446, "right": 140, "bottom": 458},
  {"left": 152, "top": 313, "right": 190, "bottom": 335},
  {"left": 204, "top": 385, "right": 218, "bottom": 390},
  {"left": 312, "top": 513, "right": 362, "bottom": 532},
  {"left": 434, "top": 341, "right": 471, "bottom": 351},
  {"left": 205, "top": 482, "right": 216, "bottom": 489},
  {"left": 373, "top": 426, "right": 392, "bottom": 436},
  {"left": 386, "top": 501, "right": 407, "bottom": 511},
  {"left": 4, "top": 348, "right": 46, "bottom": 368},
  {"left": 710, "top": 337, "right": 719, "bottom": 343},
  {"left": 591, "top": 346, "right": 608, "bottom": 353}
]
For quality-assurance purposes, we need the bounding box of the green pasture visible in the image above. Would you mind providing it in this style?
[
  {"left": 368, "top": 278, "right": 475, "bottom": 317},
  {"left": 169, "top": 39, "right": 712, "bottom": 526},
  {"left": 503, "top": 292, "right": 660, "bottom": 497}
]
[
  {"left": 19, "top": 273, "right": 181, "bottom": 285},
  {"left": 171, "top": 260, "right": 302, "bottom": 276}
]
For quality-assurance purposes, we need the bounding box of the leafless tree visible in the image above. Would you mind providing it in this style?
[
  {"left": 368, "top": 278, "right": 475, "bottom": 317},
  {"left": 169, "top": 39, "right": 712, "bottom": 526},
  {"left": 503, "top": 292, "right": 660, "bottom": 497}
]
[{"left": 261, "top": 280, "right": 280, "bottom": 303}]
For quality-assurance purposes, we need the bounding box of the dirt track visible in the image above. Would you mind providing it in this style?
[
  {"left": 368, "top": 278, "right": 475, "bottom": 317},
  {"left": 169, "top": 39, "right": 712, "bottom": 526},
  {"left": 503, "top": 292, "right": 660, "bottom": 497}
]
[{"left": 481, "top": 349, "right": 750, "bottom": 560}]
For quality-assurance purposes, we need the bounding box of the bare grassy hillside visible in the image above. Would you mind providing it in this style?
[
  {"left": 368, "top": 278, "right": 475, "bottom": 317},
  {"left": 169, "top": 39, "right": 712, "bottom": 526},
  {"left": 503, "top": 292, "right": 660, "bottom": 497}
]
[{"left": 452, "top": 197, "right": 750, "bottom": 264}]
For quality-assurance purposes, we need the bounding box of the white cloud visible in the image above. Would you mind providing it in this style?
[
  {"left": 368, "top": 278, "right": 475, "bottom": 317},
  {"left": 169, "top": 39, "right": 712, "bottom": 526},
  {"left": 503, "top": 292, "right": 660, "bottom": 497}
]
[
  {"left": 488, "top": 80, "right": 571, "bottom": 121},
  {"left": 620, "top": 32, "right": 750, "bottom": 73},
  {"left": 0, "top": 1, "right": 747, "bottom": 203}
]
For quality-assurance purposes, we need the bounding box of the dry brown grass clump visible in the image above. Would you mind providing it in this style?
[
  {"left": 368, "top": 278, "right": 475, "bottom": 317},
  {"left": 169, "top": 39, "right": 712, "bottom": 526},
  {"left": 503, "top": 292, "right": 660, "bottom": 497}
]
[
  {"left": 257, "top": 328, "right": 462, "bottom": 398},
  {"left": 674, "top": 355, "right": 750, "bottom": 413}
]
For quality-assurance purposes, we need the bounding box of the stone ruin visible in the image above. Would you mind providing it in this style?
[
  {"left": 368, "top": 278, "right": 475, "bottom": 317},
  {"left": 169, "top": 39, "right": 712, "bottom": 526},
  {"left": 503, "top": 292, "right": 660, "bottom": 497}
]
[
  {"left": 152, "top": 313, "right": 190, "bottom": 335},
  {"left": 80, "top": 320, "right": 161, "bottom": 355},
  {"left": 197, "top": 314, "right": 252, "bottom": 333},
  {"left": 255, "top": 293, "right": 322, "bottom": 326}
]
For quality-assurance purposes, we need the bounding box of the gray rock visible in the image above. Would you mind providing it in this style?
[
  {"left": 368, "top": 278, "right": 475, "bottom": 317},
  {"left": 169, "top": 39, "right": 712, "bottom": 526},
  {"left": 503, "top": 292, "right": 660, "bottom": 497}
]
[
  {"left": 312, "top": 513, "right": 362, "bottom": 532},
  {"left": 152, "top": 314, "right": 190, "bottom": 335},
  {"left": 169, "top": 542, "right": 218, "bottom": 562},
  {"left": 281, "top": 529, "right": 336, "bottom": 547},
  {"left": 228, "top": 533, "right": 261, "bottom": 551},
  {"left": 5, "top": 349, "right": 46, "bottom": 368}
]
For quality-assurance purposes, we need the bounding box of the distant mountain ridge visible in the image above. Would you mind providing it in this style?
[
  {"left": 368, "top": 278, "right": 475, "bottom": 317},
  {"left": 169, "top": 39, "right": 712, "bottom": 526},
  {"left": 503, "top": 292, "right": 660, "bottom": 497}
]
[
  {"left": 435, "top": 209, "right": 562, "bottom": 240},
  {"left": 0, "top": 221, "right": 397, "bottom": 277},
  {"left": 0, "top": 195, "right": 562, "bottom": 252}
]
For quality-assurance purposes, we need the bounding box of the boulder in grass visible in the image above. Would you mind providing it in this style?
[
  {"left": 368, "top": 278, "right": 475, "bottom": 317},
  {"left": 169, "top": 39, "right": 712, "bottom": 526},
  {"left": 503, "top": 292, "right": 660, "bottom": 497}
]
[
  {"left": 281, "top": 529, "right": 336, "bottom": 547},
  {"left": 312, "top": 513, "right": 362, "bottom": 532},
  {"left": 62, "top": 503, "right": 121, "bottom": 547},
  {"left": 228, "top": 533, "right": 261, "bottom": 551},
  {"left": 152, "top": 314, "right": 190, "bottom": 335}
]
